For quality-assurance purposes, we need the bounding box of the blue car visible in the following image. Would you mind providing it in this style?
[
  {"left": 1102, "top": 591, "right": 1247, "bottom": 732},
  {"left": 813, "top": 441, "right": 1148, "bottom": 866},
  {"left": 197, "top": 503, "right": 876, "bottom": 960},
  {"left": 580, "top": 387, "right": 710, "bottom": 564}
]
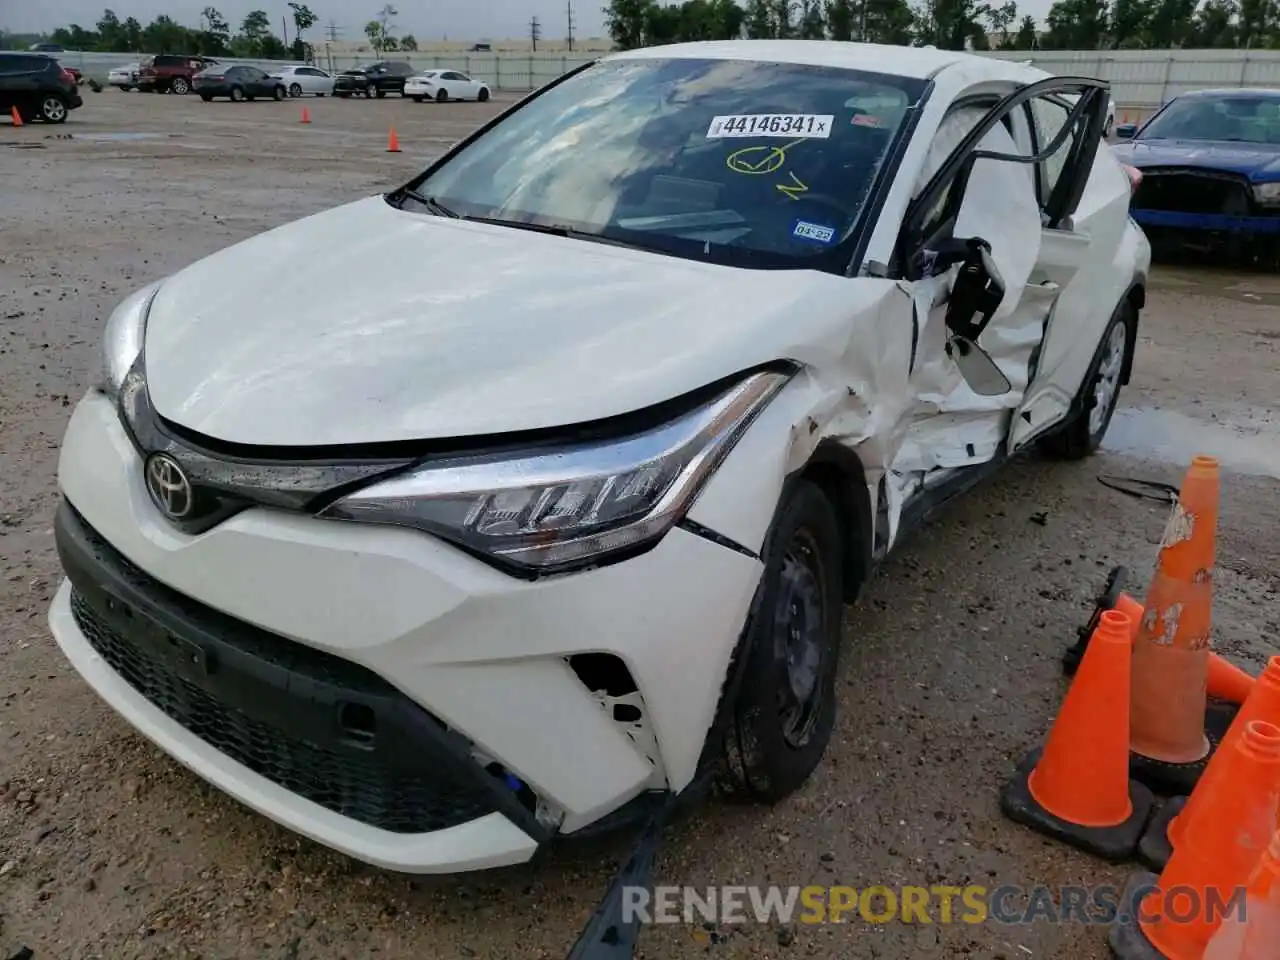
[{"left": 1112, "top": 88, "right": 1280, "bottom": 260}]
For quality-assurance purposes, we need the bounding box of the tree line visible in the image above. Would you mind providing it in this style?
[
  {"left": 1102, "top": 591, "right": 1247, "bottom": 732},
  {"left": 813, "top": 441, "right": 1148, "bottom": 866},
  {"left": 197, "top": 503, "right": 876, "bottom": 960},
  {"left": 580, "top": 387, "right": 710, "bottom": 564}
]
[
  {"left": 606, "top": 0, "right": 1280, "bottom": 50},
  {"left": 0, "top": 4, "right": 422, "bottom": 59}
]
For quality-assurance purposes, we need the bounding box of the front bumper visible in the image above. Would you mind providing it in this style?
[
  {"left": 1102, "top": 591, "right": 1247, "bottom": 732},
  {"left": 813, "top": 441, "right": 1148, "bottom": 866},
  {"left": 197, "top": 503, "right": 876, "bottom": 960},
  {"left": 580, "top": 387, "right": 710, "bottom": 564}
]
[
  {"left": 48, "top": 391, "right": 762, "bottom": 872},
  {"left": 67, "top": 92, "right": 83, "bottom": 109},
  {"left": 1131, "top": 209, "right": 1280, "bottom": 234},
  {"left": 333, "top": 77, "right": 368, "bottom": 92}
]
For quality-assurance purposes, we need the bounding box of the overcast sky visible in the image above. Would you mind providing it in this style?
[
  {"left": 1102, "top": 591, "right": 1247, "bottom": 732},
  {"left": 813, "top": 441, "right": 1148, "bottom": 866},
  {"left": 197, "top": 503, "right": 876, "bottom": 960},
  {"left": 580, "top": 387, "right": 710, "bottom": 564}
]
[{"left": 5, "top": 0, "right": 1055, "bottom": 40}]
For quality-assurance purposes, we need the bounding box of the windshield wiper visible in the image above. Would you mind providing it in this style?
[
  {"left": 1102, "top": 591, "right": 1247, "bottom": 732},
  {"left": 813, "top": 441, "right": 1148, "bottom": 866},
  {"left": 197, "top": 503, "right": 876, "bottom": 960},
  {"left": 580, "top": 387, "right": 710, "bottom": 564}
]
[
  {"left": 462, "top": 215, "right": 649, "bottom": 250},
  {"left": 397, "top": 188, "right": 459, "bottom": 218}
]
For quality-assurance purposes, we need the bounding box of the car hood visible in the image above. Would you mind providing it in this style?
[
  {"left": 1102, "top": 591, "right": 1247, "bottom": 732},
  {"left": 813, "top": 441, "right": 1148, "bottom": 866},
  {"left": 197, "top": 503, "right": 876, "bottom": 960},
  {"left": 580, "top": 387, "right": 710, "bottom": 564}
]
[
  {"left": 143, "top": 196, "right": 898, "bottom": 447},
  {"left": 1112, "top": 138, "right": 1280, "bottom": 180}
]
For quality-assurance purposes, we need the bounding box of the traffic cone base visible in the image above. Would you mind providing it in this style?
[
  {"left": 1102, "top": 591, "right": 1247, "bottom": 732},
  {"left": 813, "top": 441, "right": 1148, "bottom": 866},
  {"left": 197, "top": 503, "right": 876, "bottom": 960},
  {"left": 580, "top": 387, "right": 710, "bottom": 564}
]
[
  {"left": 1135, "top": 795, "right": 1185, "bottom": 872},
  {"left": 1130, "top": 697, "right": 1239, "bottom": 797},
  {"left": 1108, "top": 871, "right": 1168, "bottom": 960},
  {"left": 1001, "top": 746, "right": 1157, "bottom": 862}
]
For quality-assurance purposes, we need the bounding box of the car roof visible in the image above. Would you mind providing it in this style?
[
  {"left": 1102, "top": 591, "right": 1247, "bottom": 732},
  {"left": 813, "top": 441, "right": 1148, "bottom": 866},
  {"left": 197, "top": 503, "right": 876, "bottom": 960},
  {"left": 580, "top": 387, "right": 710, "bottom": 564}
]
[{"left": 606, "top": 39, "right": 1035, "bottom": 82}]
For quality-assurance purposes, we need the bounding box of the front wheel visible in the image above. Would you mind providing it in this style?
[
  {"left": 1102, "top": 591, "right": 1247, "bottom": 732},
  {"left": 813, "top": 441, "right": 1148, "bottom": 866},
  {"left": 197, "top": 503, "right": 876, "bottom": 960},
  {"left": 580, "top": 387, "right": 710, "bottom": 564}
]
[
  {"left": 712, "top": 480, "right": 846, "bottom": 802},
  {"left": 364, "top": 83, "right": 376, "bottom": 99},
  {"left": 1040, "top": 301, "right": 1134, "bottom": 460},
  {"left": 39, "top": 95, "right": 69, "bottom": 123},
  {"left": 171, "top": 77, "right": 190, "bottom": 95},
  {"left": 289, "top": 83, "right": 303, "bottom": 98},
  {"left": 478, "top": 87, "right": 490, "bottom": 102}
]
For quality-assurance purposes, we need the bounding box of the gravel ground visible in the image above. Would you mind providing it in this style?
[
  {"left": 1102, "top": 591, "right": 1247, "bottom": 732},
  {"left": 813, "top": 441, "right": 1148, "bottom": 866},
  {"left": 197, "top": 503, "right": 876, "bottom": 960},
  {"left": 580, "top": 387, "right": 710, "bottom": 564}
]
[{"left": 2, "top": 91, "right": 1278, "bottom": 960}]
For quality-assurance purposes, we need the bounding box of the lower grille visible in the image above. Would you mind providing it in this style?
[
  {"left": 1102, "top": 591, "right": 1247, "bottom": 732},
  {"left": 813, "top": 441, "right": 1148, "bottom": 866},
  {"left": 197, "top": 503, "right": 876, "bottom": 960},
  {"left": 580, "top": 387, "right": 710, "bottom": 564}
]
[
  {"left": 1133, "top": 170, "right": 1255, "bottom": 215},
  {"left": 57, "top": 502, "right": 542, "bottom": 838}
]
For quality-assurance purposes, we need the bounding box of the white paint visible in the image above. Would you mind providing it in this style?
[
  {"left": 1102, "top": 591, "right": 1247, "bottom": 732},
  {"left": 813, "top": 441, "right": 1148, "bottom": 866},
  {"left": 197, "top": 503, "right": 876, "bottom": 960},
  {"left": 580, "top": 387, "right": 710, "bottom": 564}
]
[
  {"left": 1159, "top": 502, "right": 1196, "bottom": 549},
  {"left": 706, "top": 114, "right": 834, "bottom": 139}
]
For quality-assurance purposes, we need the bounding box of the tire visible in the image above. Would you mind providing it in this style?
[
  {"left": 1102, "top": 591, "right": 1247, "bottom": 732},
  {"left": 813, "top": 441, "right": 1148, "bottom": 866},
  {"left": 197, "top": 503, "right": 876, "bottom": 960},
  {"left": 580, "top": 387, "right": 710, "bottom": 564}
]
[
  {"left": 436, "top": 89, "right": 448, "bottom": 102},
  {"left": 365, "top": 83, "right": 376, "bottom": 99},
  {"left": 376, "top": 89, "right": 387, "bottom": 99},
  {"left": 478, "top": 87, "right": 490, "bottom": 102},
  {"left": 171, "top": 77, "right": 190, "bottom": 95},
  {"left": 200, "top": 94, "right": 212, "bottom": 102},
  {"left": 710, "top": 480, "right": 846, "bottom": 802},
  {"left": 412, "top": 96, "right": 424, "bottom": 103},
  {"left": 273, "top": 86, "right": 285, "bottom": 101},
  {"left": 39, "top": 94, "right": 68, "bottom": 123},
  {"left": 230, "top": 86, "right": 245, "bottom": 103},
  {"left": 1040, "top": 300, "right": 1134, "bottom": 460},
  {"left": 289, "top": 83, "right": 303, "bottom": 98},
  {"left": 336, "top": 91, "right": 350, "bottom": 98}
]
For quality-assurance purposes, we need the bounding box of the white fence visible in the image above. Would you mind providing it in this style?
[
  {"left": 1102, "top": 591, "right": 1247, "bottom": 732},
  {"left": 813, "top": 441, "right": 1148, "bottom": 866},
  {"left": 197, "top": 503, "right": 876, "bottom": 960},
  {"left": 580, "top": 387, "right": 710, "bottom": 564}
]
[{"left": 57, "top": 47, "right": 1280, "bottom": 108}]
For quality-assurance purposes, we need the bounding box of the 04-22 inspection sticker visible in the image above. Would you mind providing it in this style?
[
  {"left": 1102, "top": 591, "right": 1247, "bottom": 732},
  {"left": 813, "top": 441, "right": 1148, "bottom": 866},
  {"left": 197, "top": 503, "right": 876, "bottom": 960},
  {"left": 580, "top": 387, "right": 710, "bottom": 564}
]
[{"left": 707, "top": 114, "right": 834, "bottom": 139}]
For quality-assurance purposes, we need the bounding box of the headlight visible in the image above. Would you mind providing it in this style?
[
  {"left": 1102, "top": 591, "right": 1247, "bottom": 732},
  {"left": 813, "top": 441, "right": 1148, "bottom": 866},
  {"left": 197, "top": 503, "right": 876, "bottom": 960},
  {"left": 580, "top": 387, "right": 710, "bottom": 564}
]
[
  {"left": 319, "top": 369, "right": 793, "bottom": 574},
  {"left": 1253, "top": 182, "right": 1280, "bottom": 205},
  {"left": 101, "top": 282, "right": 161, "bottom": 398}
]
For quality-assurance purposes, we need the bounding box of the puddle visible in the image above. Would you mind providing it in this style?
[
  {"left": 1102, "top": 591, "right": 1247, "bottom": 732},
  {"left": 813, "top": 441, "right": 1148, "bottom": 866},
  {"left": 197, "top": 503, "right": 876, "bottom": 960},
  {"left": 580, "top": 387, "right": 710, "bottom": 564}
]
[{"left": 1104, "top": 406, "right": 1280, "bottom": 479}]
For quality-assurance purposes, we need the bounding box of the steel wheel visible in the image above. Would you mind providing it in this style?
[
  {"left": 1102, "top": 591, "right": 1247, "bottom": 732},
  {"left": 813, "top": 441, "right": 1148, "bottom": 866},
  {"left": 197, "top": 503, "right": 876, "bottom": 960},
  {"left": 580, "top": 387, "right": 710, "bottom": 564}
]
[{"left": 1090, "top": 319, "right": 1127, "bottom": 437}]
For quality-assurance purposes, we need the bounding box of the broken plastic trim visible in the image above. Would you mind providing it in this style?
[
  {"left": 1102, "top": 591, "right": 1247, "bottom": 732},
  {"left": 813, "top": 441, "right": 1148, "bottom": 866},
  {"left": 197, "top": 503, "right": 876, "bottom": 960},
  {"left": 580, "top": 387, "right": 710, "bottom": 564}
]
[{"left": 565, "top": 799, "right": 672, "bottom": 960}]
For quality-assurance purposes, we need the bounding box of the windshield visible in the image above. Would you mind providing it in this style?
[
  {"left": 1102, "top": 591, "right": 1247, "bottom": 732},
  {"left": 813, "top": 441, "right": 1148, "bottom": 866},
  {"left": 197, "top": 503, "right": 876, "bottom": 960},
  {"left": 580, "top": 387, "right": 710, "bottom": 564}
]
[
  {"left": 402, "top": 57, "right": 926, "bottom": 271},
  {"left": 1139, "top": 95, "right": 1280, "bottom": 144}
]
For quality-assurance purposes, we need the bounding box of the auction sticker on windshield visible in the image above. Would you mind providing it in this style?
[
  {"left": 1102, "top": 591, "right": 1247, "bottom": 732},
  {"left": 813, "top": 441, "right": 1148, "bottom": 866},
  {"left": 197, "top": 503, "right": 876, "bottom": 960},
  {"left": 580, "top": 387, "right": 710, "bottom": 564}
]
[{"left": 707, "top": 115, "right": 834, "bottom": 139}]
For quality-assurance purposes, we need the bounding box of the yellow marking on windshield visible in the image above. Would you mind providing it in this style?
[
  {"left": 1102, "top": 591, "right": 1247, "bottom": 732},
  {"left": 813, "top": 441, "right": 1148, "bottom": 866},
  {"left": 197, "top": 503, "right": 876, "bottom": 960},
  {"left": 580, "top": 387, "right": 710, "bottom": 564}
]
[
  {"left": 777, "top": 171, "right": 808, "bottom": 201},
  {"left": 725, "top": 139, "right": 807, "bottom": 176}
]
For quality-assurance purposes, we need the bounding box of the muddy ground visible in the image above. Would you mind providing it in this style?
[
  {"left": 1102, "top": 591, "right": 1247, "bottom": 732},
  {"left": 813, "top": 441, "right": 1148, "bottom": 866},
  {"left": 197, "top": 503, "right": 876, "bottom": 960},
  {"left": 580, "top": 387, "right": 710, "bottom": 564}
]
[{"left": 1, "top": 91, "right": 1277, "bottom": 960}]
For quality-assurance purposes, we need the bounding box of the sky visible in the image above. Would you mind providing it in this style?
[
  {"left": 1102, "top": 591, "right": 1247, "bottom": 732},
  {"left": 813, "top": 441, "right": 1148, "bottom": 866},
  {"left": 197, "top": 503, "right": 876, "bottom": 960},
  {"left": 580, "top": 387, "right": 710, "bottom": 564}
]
[{"left": 3, "top": 0, "right": 1056, "bottom": 41}]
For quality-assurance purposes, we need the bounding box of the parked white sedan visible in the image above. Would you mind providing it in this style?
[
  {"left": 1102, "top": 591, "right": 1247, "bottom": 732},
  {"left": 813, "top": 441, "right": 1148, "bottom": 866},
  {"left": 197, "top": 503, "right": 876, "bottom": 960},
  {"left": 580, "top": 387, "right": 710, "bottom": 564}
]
[
  {"left": 50, "top": 40, "right": 1148, "bottom": 876},
  {"left": 404, "top": 69, "right": 490, "bottom": 102},
  {"left": 269, "top": 65, "right": 335, "bottom": 98},
  {"left": 108, "top": 62, "right": 140, "bottom": 91}
]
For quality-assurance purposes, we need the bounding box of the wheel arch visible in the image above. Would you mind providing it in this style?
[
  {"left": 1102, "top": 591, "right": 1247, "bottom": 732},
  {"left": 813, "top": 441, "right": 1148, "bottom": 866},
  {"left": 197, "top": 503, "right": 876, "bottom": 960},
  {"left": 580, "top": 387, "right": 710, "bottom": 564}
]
[
  {"left": 1120, "top": 279, "right": 1145, "bottom": 386},
  {"left": 791, "top": 441, "right": 874, "bottom": 604}
]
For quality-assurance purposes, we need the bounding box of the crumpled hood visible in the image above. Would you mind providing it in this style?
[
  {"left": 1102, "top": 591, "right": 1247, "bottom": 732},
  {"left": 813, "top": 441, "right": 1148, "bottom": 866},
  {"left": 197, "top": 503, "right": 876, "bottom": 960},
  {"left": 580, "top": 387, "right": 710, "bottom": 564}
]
[
  {"left": 1113, "top": 138, "right": 1280, "bottom": 180},
  {"left": 143, "top": 196, "right": 898, "bottom": 447}
]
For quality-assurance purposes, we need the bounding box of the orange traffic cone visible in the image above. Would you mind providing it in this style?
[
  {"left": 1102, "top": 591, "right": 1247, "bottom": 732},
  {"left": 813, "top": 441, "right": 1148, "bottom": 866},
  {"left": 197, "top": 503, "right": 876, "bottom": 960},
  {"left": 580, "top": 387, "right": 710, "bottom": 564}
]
[
  {"left": 1110, "top": 719, "right": 1280, "bottom": 959},
  {"left": 10, "top": 105, "right": 22, "bottom": 126},
  {"left": 1202, "top": 829, "right": 1280, "bottom": 959},
  {"left": 1208, "top": 654, "right": 1258, "bottom": 706},
  {"left": 1139, "top": 656, "right": 1280, "bottom": 870},
  {"left": 386, "top": 127, "right": 401, "bottom": 153},
  {"left": 1001, "top": 609, "right": 1155, "bottom": 861},
  {"left": 1129, "top": 456, "right": 1220, "bottom": 794},
  {"left": 300, "top": 106, "right": 311, "bottom": 123}
]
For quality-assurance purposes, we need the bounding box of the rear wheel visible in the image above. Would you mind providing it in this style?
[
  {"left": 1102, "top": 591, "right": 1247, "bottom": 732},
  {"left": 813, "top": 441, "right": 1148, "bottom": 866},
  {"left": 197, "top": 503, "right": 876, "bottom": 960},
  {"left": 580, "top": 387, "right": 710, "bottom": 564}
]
[
  {"left": 39, "top": 94, "right": 68, "bottom": 123},
  {"left": 711, "top": 480, "right": 846, "bottom": 802},
  {"left": 365, "top": 83, "right": 376, "bottom": 99},
  {"left": 1040, "top": 301, "right": 1134, "bottom": 460},
  {"left": 230, "top": 86, "right": 245, "bottom": 103},
  {"left": 289, "top": 83, "right": 303, "bottom": 98},
  {"left": 436, "top": 88, "right": 448, "bottom": 102},
  {"left": 273, "top": 85, "right": 285, "bottom": 101},
  {"left": 171, "top": 77, "right": 190, "bottom": 95}
]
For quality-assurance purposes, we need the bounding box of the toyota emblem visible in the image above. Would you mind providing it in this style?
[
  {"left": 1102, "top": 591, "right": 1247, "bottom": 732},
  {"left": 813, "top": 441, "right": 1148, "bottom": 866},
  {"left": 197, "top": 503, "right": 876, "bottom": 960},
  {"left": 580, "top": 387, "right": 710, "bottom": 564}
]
[{"left": 144, "top": 453, "right": 194, "bottom": 520}]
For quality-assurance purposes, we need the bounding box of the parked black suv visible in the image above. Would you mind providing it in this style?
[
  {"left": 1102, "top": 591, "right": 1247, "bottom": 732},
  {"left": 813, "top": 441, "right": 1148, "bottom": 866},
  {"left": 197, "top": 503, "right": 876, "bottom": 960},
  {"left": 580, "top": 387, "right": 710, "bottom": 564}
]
[
  {"left": 0, "top": 53, "right": 83, "bottom": 123},
  {"left": 333, "top": 61, "right": 414, "bottom": 98}
]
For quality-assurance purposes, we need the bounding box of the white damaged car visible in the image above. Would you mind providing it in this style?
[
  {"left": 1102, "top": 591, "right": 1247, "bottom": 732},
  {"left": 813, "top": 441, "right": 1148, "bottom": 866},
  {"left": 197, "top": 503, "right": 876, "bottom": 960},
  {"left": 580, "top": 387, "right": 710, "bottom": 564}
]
[{"left": 49, "top": 41, "right": 1148, "bottom": 874}]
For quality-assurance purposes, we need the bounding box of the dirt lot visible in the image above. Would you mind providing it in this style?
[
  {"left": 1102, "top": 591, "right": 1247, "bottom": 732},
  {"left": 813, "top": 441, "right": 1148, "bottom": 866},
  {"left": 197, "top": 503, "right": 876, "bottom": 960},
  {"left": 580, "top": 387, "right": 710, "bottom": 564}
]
[{"left": 2, "top": 91, "right": 1278, "bottom": 960}]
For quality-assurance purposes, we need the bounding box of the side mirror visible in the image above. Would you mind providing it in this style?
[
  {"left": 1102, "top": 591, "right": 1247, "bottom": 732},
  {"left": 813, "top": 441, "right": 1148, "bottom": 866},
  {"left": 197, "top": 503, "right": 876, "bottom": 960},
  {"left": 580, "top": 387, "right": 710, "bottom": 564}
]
[
  {"left": 946, "top": 336, "right": 1012, "bottom": 396},
  {"left": 936, "top": 236, "right": 1005, "bottom": 343},
  {"left": 1114, "top": 123, "right": 1138, "bottom": 140}
]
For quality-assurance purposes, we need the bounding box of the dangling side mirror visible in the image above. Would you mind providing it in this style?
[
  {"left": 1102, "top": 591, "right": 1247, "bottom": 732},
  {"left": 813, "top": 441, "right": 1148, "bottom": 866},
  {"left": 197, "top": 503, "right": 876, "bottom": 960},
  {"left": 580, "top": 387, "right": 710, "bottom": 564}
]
[
  {"left": 946, "top": 336, "right": 1012, "bottom": 397},
  {"left": 931, "top": 236, "right": 1011, "bottom": 397}
]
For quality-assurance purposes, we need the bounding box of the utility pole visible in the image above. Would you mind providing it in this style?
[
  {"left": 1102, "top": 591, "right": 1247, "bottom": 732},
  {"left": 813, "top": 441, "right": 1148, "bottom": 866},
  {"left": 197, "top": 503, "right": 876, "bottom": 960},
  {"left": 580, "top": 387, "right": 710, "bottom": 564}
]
[
  {"left": 530, "top": 15, "right": 541, "bottom": 52},
  {"left": 325, "top": 20, "right": 340, "bottom": 42},
  {"left": 566, "top": 1, "right": 575, "bottom": 51}
]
